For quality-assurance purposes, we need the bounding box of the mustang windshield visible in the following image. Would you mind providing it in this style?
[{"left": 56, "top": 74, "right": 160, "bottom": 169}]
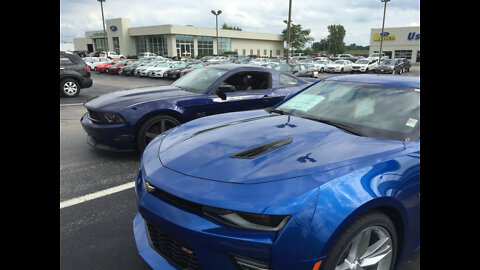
[
  {"left": 172, "top": 67, "right": 228, "bottom": 94},
  {"left": 276, "top": 80, "right": 420, "bottom": 141}
]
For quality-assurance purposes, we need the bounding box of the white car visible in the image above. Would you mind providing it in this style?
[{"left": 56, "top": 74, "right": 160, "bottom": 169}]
[
  {"left": 99, "top": 51, "right": 125, "bottom": 59},
  {"left": 351, "top": 59, "right": 378, "bottom": 73},
  {"left": 134, "top": 60, "right": 163, "bottom": 76},
  {"left": 313, "top": 59, "right": 333, "bottom": 73},
  {"left": 148, "top": 62, "right": 181, "bottom": 78},
  {"left": 368, "top": 53, "right": 388, "bottom": 61},
  {"left": 82, "top": 57, "right": 110, "bottom": 69},
  {"left": 325, "top": 60, "right": 353, "bottom": 73}
]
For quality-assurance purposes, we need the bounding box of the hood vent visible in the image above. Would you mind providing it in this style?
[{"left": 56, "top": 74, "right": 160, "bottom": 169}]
[{"left": 230, "top": 137, "right": 293, "bottom": 159}]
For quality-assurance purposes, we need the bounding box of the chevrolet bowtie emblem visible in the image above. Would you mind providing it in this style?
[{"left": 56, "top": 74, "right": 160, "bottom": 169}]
[{"left": 145, "top": 182, "right": 155, "bottom": 192}]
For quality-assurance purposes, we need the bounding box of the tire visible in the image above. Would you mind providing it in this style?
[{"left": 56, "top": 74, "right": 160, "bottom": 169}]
[
  {"left": 136, "top": 115, "right": 181, "bottom": 152},
  {"left": 340, "top": 68, "right": 344, "bottom": 74},
  {"left": 60, "top": 78, "right": 81, "bottom": 97},
  {"left": 320, "top": 211, "right": 398, "bottom": 270}
]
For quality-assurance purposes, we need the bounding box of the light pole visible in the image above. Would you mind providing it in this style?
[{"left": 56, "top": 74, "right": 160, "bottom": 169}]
[
  {"left": 378, "top": 0, "right": 390, "bottom": 64},
  {"left": 284, "top": 0, "right": 292, "bottom": 64},
  {"left": 211, "top": 9, "right": 222, "bottom": 55},
  {"left": 97, "top": 0, "right": 108, "bottom": 54}
]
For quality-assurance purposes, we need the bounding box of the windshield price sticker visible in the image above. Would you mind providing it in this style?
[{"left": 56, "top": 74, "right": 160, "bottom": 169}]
[
  {"left": 281, "top": 94, "right": 325, "bottom": 111},
  {"left": 406, "top": 118, "right": 418, "bottom": 127}
]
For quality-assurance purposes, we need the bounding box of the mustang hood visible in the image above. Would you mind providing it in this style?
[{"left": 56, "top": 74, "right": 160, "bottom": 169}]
[
  {"left": 159, "top": 111, "right": 405, "bottom": 183},
  {"left": 84, "top": 86, "right": 197, "bottom": 111}
]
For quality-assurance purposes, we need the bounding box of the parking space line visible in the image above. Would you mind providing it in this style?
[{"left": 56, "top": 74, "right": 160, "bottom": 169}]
[
  {"left": 60, "top": 103, "right": 84, "bottom": 107},
  {"left": 60, "top": 181, "right": 135, "bottom": 209}
]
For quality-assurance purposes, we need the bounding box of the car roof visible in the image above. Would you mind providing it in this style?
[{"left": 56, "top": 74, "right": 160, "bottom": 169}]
[
  {"left": 205, "top": 64, "right": 271, "bottom": 71},
  {"left": 324, "top": 74, "right": 420, "bottom": 88}
]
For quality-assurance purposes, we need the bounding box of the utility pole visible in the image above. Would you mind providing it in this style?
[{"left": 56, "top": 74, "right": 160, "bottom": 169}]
[
  {"left": 97, "top": 0, "right": 108, "bottom": 53},
  {"left": 378, "top": 0, "right": 390, "bottom": 64},
  {"left": 286, "top": 0, "right": 292, "bottom": 64},
  {"left": 211, "top": 10, "right": 222, "bottom": 55}
]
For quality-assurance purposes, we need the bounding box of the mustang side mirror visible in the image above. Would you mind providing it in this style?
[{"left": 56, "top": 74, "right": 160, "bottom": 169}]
[{"left": 217, "top": 84, "right": 235, "bottom": 100}]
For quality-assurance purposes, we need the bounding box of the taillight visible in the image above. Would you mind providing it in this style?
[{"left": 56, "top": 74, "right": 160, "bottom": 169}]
[{"left": 86, "top": 65, "right": 90, "bottom": 73}]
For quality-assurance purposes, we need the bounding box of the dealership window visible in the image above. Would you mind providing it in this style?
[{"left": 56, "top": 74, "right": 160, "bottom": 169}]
[
  {"left": 217, "top": 37, "right": 231, "bottom": 55},
  {"left": 242, "top": 49, "right": 246, "bottom": 55},
  {"left": 257, "top": 49, "right": 260, "bottom": 56},
  {"left": 93, "top": 38, "right": 106, "bottom": 52},
  {"left": 276, "top": 49, "right": 281, "bottom": 56},
  {"left": 264, "top": 49, "right": 267, "bottom": 56},
  {"left": 112, "top": 37, "right": 120, "bottom": 54},
  {"left": 135, "top": 35, "right": 168, "bottom": 57},
  {"left": 250, "top": 49, "right": 253, "bottom": 55},
  {"left": 394, "top": 50, "right": 412, "bottom": 60},
  {"left": 198, "top": 36, "right": 213, "bottom": 56}
]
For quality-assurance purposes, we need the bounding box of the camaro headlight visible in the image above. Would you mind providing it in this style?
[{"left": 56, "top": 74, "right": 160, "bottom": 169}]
[{"left": 202, "top": 205, "right": 290, "bottom": 232}]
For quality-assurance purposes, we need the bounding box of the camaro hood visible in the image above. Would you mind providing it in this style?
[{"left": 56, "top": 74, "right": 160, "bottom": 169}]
[
  {"left": 84, "top": 86, "right": 197, "bottom": 111},
  {"left": 159, "top": 111, "right": 405, "bottom": 183}
]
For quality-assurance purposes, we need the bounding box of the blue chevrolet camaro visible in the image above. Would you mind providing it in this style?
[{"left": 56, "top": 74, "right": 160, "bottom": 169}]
[
  {"left": 133, "top": 74, "right": 420, "bottom": 270},
  {"left": 80, "top": 64, "right": 310, "bottom": 152}
]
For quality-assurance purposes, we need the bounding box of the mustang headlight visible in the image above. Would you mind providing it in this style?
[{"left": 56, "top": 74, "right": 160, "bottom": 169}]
[
  {"left": 102, "top": 112, "right": 125, "bottom": 124},
  {"left": 202, "top": 206, "right": 290, "bottom": 232}
]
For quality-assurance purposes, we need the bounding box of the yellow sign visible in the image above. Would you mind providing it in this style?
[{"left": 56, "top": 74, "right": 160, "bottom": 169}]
[{"left": 373, "top": 32, "right": 396, "bottom": 41}]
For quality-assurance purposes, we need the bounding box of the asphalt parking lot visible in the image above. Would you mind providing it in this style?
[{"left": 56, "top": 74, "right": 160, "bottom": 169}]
[{"left": 60, "top": 69, "right": 420, "bottom": 270}]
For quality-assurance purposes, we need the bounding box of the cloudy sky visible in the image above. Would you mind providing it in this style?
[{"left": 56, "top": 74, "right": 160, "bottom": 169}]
[{"left": 60, "top": 0, "right": 419, "bottom": 46}]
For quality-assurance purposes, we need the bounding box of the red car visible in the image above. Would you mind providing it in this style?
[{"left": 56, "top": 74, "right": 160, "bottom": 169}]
[
  {"left": 94, "top": 58, "right": 122, "bottom": 73},
  {"left": 106, "top": 59, "right": 135, "bottom": 74}
]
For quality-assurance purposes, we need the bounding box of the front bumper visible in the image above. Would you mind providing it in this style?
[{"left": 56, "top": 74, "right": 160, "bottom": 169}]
[
  {"left": 133, "top": 150, "right": 324, "bottom": 270},
  {"left": 80, "top": 112, "right": 135, "bottom": 151}
]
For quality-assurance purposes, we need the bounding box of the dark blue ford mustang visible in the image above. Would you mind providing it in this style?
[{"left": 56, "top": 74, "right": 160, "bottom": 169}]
[
  {"left": 81, "top": 64, "right": 311, "bottom": 152},
  {"left": 133, "top": 74, "right": 420, "bottom": 270}
]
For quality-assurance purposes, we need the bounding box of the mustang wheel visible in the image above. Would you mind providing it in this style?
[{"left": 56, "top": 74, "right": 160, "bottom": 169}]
[
  {"left": 61, "top": 79, "right": 80, "bottom": 97},
  {"left": 321, "top": 211, "right": 397, "bottom": 270},
  {"left": 137, "top": 115, "right": 181, "bottom": 152}
]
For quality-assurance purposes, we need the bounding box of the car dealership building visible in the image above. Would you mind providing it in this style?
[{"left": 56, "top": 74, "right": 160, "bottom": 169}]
[
  {"left": 369, "top": 26, "right": 420, "bottom": 63},
  {"left": 73, "top": 18, "right": 284, "bottom": 58}
]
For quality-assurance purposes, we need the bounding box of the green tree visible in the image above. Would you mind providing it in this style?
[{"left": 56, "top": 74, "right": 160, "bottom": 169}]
[
  {"left": 282, "top": 23, "right": 314, "bottom": 52},
  {"left": 326, "top": 24, "right": 346, "bottom": 55},
  {"left": 221, "top": 23, "right": 242, "bottom": 31}
]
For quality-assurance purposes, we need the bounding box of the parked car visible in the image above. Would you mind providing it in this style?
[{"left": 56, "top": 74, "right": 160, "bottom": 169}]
[
  {"left": 120, "top": 60, "right": 148, "bottom": 76},
  {"left": 100, "top": 51, "right": 125, "bottom": 59},
  {"left": 376, "top": 59, "right": 403, "bottom": 75},
  {"left": 106, "top": 59, "right": 135, "bottom": 74},
  {"left": 313, "top": 59, "right": 333, "bottom": 73},
  {"left": 147, "top": 61, "right": 181, "bottom": 78},
  {"left": 80, "top": 65, "right": 311, "bottom": 152},
  {"left": 134, "top": 60, "right": 163, "bottom": 76},
  {"left": 351, "top": 58, "right": 378, "bottom": 73},
  {"left": 368, "top": 53, "right": 388, "bottom": 61},
  {"left": 330, "top": 54, "right": 358, "bottom": 62},
  {"left": 82, "top": 57, "right": 110, "bottom": 70},
  {"left": 326, "top": 60, "right": 354, "bottom": 73},
  {"left": 138, "top": 52, "right": 157, "bottom": 59},
  {"left": 395, "top": 58, "right": 411, "bottom": 73},
  {"left": 133, "top": 74, "right": 420, "bottom": 270},
  {"left": 60, "top": 51, "right": 92, "bottom": 97},
  {"left": 290, "top": 64, "right": 312, "bottom": 77},
  {"left": 179, "top": 62, "right": 206, "bottom": 77},
  {"left": 273, "top": 63, "right": 294, "bottom": 73},
  {"left": 163, "top": 61, "right": 203, "bottom": 80},
  {"left": 94, "top": 58, "right": 122, "bottom": 73}
]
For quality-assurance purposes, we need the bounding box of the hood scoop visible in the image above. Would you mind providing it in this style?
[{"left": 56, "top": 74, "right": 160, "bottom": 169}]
[{"left": 230, "top": 137, "right": 293, "bottom": 159}]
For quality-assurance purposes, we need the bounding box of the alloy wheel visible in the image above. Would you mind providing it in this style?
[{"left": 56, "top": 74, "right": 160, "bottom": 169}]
[{"left": 334, "top": 226, "right": 393, "bottom": 270}]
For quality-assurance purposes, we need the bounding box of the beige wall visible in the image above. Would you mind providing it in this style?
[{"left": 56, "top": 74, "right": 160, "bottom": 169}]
[{"left": 369, "top": 26, "right": 420, "bottom": 61}]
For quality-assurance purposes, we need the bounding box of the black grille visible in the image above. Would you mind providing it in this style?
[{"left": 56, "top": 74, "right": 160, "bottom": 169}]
[{"left": 146, "top": 221, "right": 202, "bottom": 270}]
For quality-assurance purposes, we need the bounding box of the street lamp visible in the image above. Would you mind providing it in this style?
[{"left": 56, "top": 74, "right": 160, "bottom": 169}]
[
  {"left": 378, "top": 0, "right": 390, "bottom": 64},
  {"left": 284, "top": 0, "right": 292, "bottom": 64},
  {"left": 97, "top": 0, "right": 108, "bottom": 54},
  {"left": 211, "top": 9, "right": 222, "bottom": 55}
]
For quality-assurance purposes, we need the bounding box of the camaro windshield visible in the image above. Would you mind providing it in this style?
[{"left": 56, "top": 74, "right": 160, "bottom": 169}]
[
  {"left": 172, "top": 67, "right": 228, "bottom": 94},
  {"left": 276, "top": 80, "right": 420, "bottom": 141}
]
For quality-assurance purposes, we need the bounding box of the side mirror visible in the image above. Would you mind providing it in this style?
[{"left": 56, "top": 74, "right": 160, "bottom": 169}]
[{"left": 217, "top": 84, "right": 235, "bottom": 100}]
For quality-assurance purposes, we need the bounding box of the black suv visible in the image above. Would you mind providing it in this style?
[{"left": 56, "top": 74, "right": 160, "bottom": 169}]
[{"left": 60, "top": 51, "right": 93, "bottom": 97}]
